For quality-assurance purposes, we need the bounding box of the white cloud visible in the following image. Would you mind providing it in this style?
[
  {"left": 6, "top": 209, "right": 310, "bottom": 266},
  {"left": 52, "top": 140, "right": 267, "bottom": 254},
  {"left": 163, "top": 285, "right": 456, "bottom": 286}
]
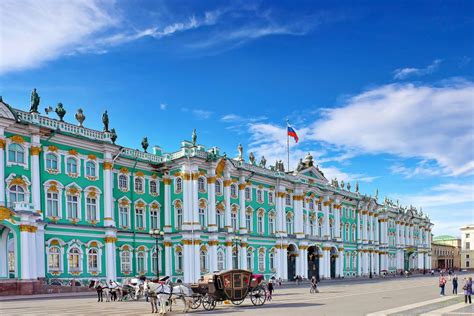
[
  {"left": 0, "top": 0, "right": 117, "bottom": 74},
  {"left": 192, "top": 109, "right": 212, "bottom": 120},
  {"left": 397, "top": 183, "right": 474, "bottom": 208},
  {"left": 390, "top": 160, "right": 442, "bottom": 178},
  {"left": 311, "top": 80, "right": 474, "bottom": 176},
  {"left": 159, "top": 103, "right": 167, "bottom": 110},
  {"left": 393, "top": 59, "right": 442, "bottom": 80}
]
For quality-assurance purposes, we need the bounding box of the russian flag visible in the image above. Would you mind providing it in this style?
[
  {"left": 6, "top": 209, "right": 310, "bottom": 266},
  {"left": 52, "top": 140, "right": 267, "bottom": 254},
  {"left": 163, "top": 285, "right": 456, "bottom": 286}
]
[{"left": 287, "top": 124, "right": 299, "bottom": 143}]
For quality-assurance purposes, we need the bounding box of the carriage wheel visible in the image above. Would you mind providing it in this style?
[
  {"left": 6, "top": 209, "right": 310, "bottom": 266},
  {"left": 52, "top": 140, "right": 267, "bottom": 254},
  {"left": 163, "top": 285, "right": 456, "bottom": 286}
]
[
  {"left": 191, "top": 295, "right": 202, "bottom": 309},
  {"left": 250, "top": 287, "right": 266, "bottom": 306},
  {"left": 231, "top": 298, "right": 245, "bottom": 305},
  {"left": 202, "top": 294, "right": 216, "bottom": 311}
]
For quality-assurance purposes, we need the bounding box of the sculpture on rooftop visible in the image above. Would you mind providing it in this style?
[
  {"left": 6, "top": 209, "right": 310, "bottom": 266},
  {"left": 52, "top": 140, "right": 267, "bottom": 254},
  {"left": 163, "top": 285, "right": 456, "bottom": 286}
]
[
  {"left": 110, "top": 128, "right": 117, "bottom": 144},
  {"left": 75, "top": 108, "right": 85, "bottom": 127},
  {"left": 55, "top": 103, "right": 66, "bottom": 121},
  {"left": 192, "top": 129, "right": 197, "bottom": 147},
  {"left": 249, "top": 152, "right": 255, "bottom": 164},
  {"left": 355, "top": 181, "right": 359, "bottom": 193},
  {"left": 347, "top": 182, "right": 351, "bottom": 191},
  {"left": 296, "top": 158, "right": 304, "bottom": 171},
  {"left": 259, "top": 156, "right": 267, "bottom": 168},
  {"left": 102, "top": 110, "right": 109, "bottom": 132},
  {"left": 237, "top": 144, "right": 243, "bottom": 161},
  {"left": 29, "top": 88, "right": 40, "bottom": 113},
  {"left": 141, "top": 137, "right": 149, "bottom": 152}
]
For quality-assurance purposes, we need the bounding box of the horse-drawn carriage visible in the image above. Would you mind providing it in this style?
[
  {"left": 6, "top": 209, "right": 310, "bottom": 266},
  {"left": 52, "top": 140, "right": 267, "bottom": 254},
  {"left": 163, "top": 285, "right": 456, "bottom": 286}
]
[{"left": 190, "top": 269, "right": 266, "bottom": 310}]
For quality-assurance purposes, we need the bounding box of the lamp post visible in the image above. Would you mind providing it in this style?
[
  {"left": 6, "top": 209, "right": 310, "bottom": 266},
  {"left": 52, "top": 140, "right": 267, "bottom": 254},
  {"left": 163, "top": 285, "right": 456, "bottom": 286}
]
[
  {"left": 149, "top": 229, "right": 164, "bottom": 280},
  {"left": 232, "top": 236, "right": 242, "bottom": 269},
  {"left": 369, "top": 250, "right": 373, "bottom": 279}
]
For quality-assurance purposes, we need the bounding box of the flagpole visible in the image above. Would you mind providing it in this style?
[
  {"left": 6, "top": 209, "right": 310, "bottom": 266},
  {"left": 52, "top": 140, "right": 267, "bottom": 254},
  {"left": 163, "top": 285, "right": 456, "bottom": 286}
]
[{"left": 287, "top": 119, "right": 290, "bottom": 172}]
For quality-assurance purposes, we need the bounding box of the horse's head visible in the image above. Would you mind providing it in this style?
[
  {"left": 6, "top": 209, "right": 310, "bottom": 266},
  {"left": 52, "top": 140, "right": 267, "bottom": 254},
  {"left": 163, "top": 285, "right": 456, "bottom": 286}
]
[{"left": 88, "top": 280, "right": 95, "bottom": 288}]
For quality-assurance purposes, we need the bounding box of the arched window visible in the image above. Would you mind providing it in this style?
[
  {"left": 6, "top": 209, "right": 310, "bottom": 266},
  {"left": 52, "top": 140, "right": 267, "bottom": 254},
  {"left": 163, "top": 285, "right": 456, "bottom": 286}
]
[
  {"left": 318, "top": 219, "right": 323, "bottom": 236},
  {"left": 137, "top": 252, "right": 146, "bottom": 274},
  {"left": 346, "top": 252, "right": 351, "bottom": 271},
  {"left": 88, "top": 248, "right": 99, "bottom": 271},
  {"left": 86, "top": 161, "right": 96, "bottom": 177},
  {"left": 309, "top": 199, "right": 314, "bottom": 210},
  {"left": 258, "top": 250, "right": 265, "bottom": 271},
  {"left": 352, "top": 253, "right": 357, "bottom": 270},
  {"left": 345, "top": 224, "right": 350, "bottom": 241},
  {"left": 175, "top": 177, "right": 183, "bottom": 193},
  {"left": 268, "top": 192, "right": 274, "bottom": 204},
  {"left": 245, "top": 209, "right": 252, "bottom": 232},
  {"left": 48, "top": 246, "right": 61, "bottom": 271},
  {"left": 86, "top": 195, "right": 97, "bottom": 221},
  {"left": 230, "top": 184, "right": 237, "bottom": 198},
  {"left": 257, "top": 212, "right": 264, "bottom": 234},
  {"left": 151, "top": 250, "right": 160, "bottom": 273},
  {"left": 330, "top": 222, "right": 334, "bottom": 239},
  {"left": 318, "top": 201, "right": 322, "bottom": 211},
  {"left": 8, "top": 143, "right": 24, "bottom": 163},
  {"left": 119, "top": 174, "right": 128, "bottom": 191},
  {"left": 176, "top": 206, "right": 183, "bottom": 230},
  {"left": 217, "top": 250, "right": 225, "bottom": 271},
  {"left": 287, "top": 215, "right": 294, "bottom": 234},
  {"left": 121, "top": 250, "right": 131, "bottom": 273},
  {"left": 176, "top": 249, "right": 183, "bottom": 271},
  {"left": 232, "top": 247, "right": 239, "bottom": 268},
  {"left": 215, "top": 179, "right": 222, "bottom": 195},
  {"left": 200, "top": 249, "right": 208, "bottom": 272},
  {"left": 46, "top": 153, "right": 58, "bottom": 170},
  {"left": 150, "top": 180, "right": 158, "bottom": 195},
  {"left": 269, "top": 250, "right": 275, "bottom": 271},
  {"left": 134, "top": 178, "right": 143, "bottom": 193},
  {"left": 66, "top": 157, "right": 78, "bottom": 174},
  {"left": 245, "top": 187, "right": 251, "bottom": 200},
  {"left": 68, "top": 247, "right": 81, "bottom": 272},
  {"left": 216, "top": 210, "right": 224, "bottom": 229},
  {"left": 66, "top": 193, "right": 79, "bottom": 219},
  {"left": 257, "top": 190, "right": 263, "bottom": 203},
  {"left": 231, "top": 211, "right": 237, "bottom": 231},
  {"left": 198, "top": 177, "right": 206, "bottom": 193},
  {"left": 119, "top": 204, "right": 129, "bottom": 228},
  {"left": 46, "top": 191, "right": 59, "bottom": 217},
  {"left": 269, "top": 214, "right": 275, "bottom": 234},
  {"left": 199, "top": 206, "right": 206, "bottom": 227},
  {"left": 9, "top": 185, "right": 25, "bottom": 203},
  {"left": 310, "top": 218, "right": 316, "bottom": 236},
  {"left": 247, "top": 250, "right": 254, "bottom": 270}
]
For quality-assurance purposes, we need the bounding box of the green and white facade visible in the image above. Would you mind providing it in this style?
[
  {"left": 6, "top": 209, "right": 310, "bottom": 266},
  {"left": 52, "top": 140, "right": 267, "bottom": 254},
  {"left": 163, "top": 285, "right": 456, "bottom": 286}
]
[{"left": 0, "top": 98, "right": 433, "bottom": 285}]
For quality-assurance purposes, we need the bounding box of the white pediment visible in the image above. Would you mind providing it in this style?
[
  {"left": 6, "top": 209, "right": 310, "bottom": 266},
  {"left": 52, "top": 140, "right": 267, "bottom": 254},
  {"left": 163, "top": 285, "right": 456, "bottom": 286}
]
[{"left": 0, "top": 100, "right": 17, "bottom": 120}]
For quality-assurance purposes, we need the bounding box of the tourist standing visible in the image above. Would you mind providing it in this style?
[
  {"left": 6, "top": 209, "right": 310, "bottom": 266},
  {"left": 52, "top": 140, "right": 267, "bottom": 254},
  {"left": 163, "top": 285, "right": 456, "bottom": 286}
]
[
  {"left": 452, "top": 275, "right": 458, "bottom": 295},
  {"left": 267, "top": 280, "right": 274, "bottom": 301},
  {"left": 439, "top": 275, "right": 447, "bottom": 296},
  {"left": 463, "top": 277, "right": 472, "bottom": 304}
]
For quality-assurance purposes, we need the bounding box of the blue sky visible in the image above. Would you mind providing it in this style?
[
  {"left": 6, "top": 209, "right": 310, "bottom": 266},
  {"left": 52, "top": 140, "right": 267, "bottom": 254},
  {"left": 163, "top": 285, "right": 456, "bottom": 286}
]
[{"left": 1, "top": 0, "right": 473, "bottom": 236}]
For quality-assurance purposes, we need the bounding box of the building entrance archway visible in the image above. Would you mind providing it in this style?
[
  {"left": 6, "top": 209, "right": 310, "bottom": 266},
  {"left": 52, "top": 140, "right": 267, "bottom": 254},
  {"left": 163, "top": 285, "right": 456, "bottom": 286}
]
[
  {"left": 330, "top": 247, "right": 338, "bottom": 279},
  {"left": 0, "top": 224, "right": 18, "bottom": 278},
  {"left": 307, "top": 246, "right": 320, "bottom": 281},
  {"left": 287, "top": 244, "right": 298, "bottom": 281}
]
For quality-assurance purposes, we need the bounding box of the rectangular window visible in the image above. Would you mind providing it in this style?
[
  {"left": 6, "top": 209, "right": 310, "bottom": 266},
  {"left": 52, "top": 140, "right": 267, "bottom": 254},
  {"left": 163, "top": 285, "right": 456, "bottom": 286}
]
[
  {"left": 46, "top": 192, "right": 59, "bottom": 217},
  {"left": 67, "top": 195, "right": 78, "bottom": 219},
  {"left": 150, "top": 210, "right": 158, "bottom": 229},
  {"left": 231, "top": 213, "right": 237, "bottom": 231},
  {"left": 466, "top": 242, "right": 470, "bottom": 250},
  {"left": 120, "top": 206, "right": 129, "bottom": 228},
  {"left": 136, "top": 208, "right": 144, "bottom": 229},
  {"left": 246, "top": 214, "right": 252, "bottom": 232},
  {"left": 257, "top": 216, "right": 263, "bottom": 234},
  {"left": 269, "top": 217, "right": 275, "bottom": 234},
  {"left": 466, "top": 233, "right": 470, "bottom": 238},
  {"left": 86, "top": 197, "right": 97, "bottom": 221}
]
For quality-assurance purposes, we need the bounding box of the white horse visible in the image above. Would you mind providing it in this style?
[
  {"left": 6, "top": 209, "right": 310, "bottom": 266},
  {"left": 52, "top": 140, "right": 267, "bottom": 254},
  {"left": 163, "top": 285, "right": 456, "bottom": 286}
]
[
  {"left": 89, "top": 280, "right": 111, "bottom": 302},
  {"left": 144, "top": 280, "right": 193, "bottom": 314}
]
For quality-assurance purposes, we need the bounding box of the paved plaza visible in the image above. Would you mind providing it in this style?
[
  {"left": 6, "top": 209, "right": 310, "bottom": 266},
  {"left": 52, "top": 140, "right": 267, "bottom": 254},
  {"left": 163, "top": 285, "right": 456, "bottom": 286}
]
[{"left": 1, "top": 276, "right": 473, "bottom": 315}]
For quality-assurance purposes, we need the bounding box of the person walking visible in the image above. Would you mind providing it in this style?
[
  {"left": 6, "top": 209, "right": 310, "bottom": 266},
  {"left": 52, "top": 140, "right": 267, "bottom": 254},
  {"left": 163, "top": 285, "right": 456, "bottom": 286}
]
[
  {"left": 439, "top": 274, "right": 447, "bottom": 296},
  {"left": 463, "top": 277, "right": 472, "bottom": 304},
  {"left": 267, "top": 280, "right": 274, "bottom": 301},
  {"left": 452, "top": 274, "right": 458, "bottom": 295},
  {"left": 310, "top": 276, "right": 319, "bottom": 293}
]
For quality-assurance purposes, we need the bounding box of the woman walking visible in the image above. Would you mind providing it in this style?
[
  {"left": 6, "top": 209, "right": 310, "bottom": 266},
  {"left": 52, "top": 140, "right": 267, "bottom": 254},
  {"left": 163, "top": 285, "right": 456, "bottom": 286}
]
[
  {"left": 267, "top": 280, "right": 274, "bottom": 301},
  {"left": 452, "top": 274, "right": 458, "bottom": 295},
  {"left": 463, "top": 277, "right": 472, "bottom": 304},
  {"left": 439, "top": 274, "right": 447, "bottom": 296}
]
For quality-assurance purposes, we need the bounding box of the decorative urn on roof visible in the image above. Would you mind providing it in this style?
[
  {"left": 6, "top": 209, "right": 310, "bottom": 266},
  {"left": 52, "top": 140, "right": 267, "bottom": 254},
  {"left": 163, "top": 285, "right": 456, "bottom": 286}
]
[
  {"left": 55, "top": 103, "right": 66, "bottom": 121},
  {"left": 75, "top": 108, "right": 86, "bottom": 127}
]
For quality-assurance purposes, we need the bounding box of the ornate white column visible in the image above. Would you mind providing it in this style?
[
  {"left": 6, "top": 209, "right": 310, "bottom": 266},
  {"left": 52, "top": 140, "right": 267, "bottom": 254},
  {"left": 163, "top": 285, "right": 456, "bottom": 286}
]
[
  {"left": 191, "top": 171, "right": 200, "bottom": 230},
  {"left": 208, "top": 239, "right": 218, "bottom": 272},
  {"left": 224, "top": 175, "right": 232, "bottom": 232},
  {"left": 322, "top": 246, "right": 331, "bottom": 279},
  {"left": 19, "top": 225, "right": 31, "bottom": 279},
  {"left": 275, "top": 188, "right": 285, "bottom": 235},
  {"left": 294, "top": 188, "right": 304, "bottom": 239},
  {"left": 240, "top": 241, "right": 248, "bottom": 270},
  {"left": 182, "top": 165, "right": 193, "bottom": 231},
  {"left": 339, "top": 247, "right": 344, "bottom": 277},
  {"left": 357, "top": 212, "right": 361, "bottom": 242},
  {"left": 282, "top": 243, "right": 288, "bottom": 280},
  {"left": 36, "top": 223, "right": 46, "bottom": 278},
  {"left": 28, "top": 225, "right": 38, "bottom": 279},
  {"left": 238, "top": 177, "right": 247, "bottom": 234},
  {"left": 275, "top": 245, "right": 283, "bottom": 279},
  {"left": 207, "top": 173, "right": 217, "bottom": 232},
  {"left": 103, "top": 153, "right": 115, "bottom": 227},
  {"left": 163, "top": 177, "right": 172, "bottom": 232},
  {"left": 225, "top": 240, "right": 233, "bottom": 270},
  {"left": 194, "top": 240, "right": 201, "bottom": 281},
  {"left": 357, "top": 251, "right": 362, "bottom": 276},
  {"left": 335, "top": 200, "right": 341, "bottom": 240},
  {"left": 30, "top": 135, "right": 41, "bottom": 214},
  {"left": 0, "top": 137, "right": 5, "bottom": 203},
  {"left": 395, "top": 221, "right": 400, "bottom": 246},
  {"left": 322, "top": 197, "right": 331, "bottom": 239},
  {"left": 164, "top": 240, "right": 172, "bottom": 277},
  {"left": 105, "top": 230, "right": 117, "bottom": 282},
  {"left": 362, "top": 211, "right": 368, "bottom": 242}
]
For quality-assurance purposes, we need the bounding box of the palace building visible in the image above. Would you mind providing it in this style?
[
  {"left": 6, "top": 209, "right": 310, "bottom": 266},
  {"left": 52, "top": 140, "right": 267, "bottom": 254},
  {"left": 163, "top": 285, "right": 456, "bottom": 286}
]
[{"left": 0, "top": 93, "right": 433, "bottom": 285}]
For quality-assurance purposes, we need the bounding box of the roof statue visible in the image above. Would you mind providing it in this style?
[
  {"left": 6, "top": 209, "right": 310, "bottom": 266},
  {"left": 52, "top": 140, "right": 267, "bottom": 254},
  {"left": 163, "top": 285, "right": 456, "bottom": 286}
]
[
  {"left": 347, "top": 182, "right": 351, "bottom": 191},
  {"left": 75, "top": 108, "right": 85, "bottom": 127},
  {"left": 248, "top": 152, "right": 255, "bottom": 165},
  {"left": 259, "top": 156, "right": 267, "bottom": 168},
  {"left": 340, "top": 180, "right": 345, "bottom": 189},
  {"left": 55, "top": 103, "right": 66, "bottom": 121},
  {"left": 102, "top": 110, "right": 109, "bottom": 132},
  {"left": 237, "top": 143, "right": 243, "bottom": 161},
  {"left": 375, "top": 188, "right": 379, "bottom": 200},
  {"left": 29, "top": 88, "right": 40, "bottom": 113},
  {"left": 296, "top": 158, "right": 304, "bottom": 171},
  {"left": 304, "top": 152, "right": 314, "bottom": 167},
  {"left": 141, "top": 137, "right": 149, "bottom": 152},
  {"left": 355, "top": 181, "right": 359, "bottom": 193},
  {"left": 192, "top": 129, "right": 197, "bottom": 147},
  {"left": 110, "top": 128, "right": 117, "bottom": 144}
]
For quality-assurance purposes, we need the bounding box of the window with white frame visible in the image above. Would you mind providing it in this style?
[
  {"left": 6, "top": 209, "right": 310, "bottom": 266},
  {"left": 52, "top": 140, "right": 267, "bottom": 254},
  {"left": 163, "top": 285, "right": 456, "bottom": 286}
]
[
  {"left": 119, "top": 205, "right": 129, "bottom": 228},
  {"left": 269, "top": 250, "right": 275, "bottom": 270},
  {"left": 68, "top": 247, "right": 81, "bottom": 272},
  {"left": 268, "top": 192, "right": 274, "bottom": 204},
  {"left": 285, "top": 195, "right": 291, "bottom": 206},
  {"left": 198, "top": 177, "right": 206, "bottom": 193},
  {"left": 245, "top": 187, "right": 251, "bottom": 201},
  {"left": 66, "top": 194, "right": 79, "bottom": 219},
  {"left": 134, "top": 178, "right": 144, "bottom": 193},
  {"left": 257, "top": 213, "right": 264, "bottom": 234},
  {"left": 200, "top": 249, "right": 208, "bottom": 272},
  {"left": 318, "top": 219, "right": 323, "bottom": 236},
  {"left": 246, "top": 212, "right": 252, "bottom": 232},
  {"left": 137, "top": 251, "right": 146, "bottom": 274},
  {"left": 257, "top": 189, "right": 263, "bottom": 203},
  {"left": 176, "top": 206, "right": 183, "bottom": 230},
  {"left": 46, "top": 153, "right": 58, "bottom": 171},
  {"left": 287, "top": 216, "right": 294, "bottom": 234},
  {"left": 309, "top": 199, "right": 314, "bottom": 210},
  {"left": 231, "top": 212, "right": 237, "bottom": 231},
  {"left": 66, "top": 157, "right": 78, "bottom": 175},
  {"left": 135, "top": 207, "right": 145, "bottom": 229},
  {"left": 246, "top": 250, "right": 254, "bottom": 270},
  {"left": 217, "top": 211, "right": 224, "bottom": 229},
  {"left": 310, "top": 218, "right": 317, "bottom": 236},
  {"left": 121, "top": 250, "right": 131, "bottom": 273},
  {"left": 230, "top": 184, "right": 237, "bottom": 198},
  {"left": 86, "top": 196, "right": 97, "bottom": 221},
  {"left": 9, "top": 185, "right": 25, "bottom": 203},
  {"left": 258, "top": 251, "right": 265, "bottom": 271},
  {"left": 318, "top": 201, "right": 322, "bottom": 211},
  {"left": 217, "top": 250, "right": 225, "bottom": 271},
  {"left": 150, "top": 208, "right": 159, "bottom": 229},
  {"left": 175, "top": 248, "right": 183, "bottom": 271},
  {"left": 199, "top": 206, "right": 206, "bottom": 227},
  {"left": 150, "top": 180, "right": 158, "bottom": 195},
  {"left": 119, "top": 174, "right": 128, "bottom": 191},
  {"left": 46, "top": 191, "right": 59, "bottom": 217},
  {"left": 151, "top": 250, "right": 160, "bottom": 273},
  {"left": 345, "top": 224, "right": 350, "bottom": 241},
  {"left": 269, "top": 214, "right": 275, "bottom": 234},
  {"left": 175, "top": 177, "right": 183, "bottom": 193},
  {"left": 8, "top": 143, "right": 24, "bottom": 164},
  {"left": 86, "top": 161, "right": 96, "bottom": 178},
  {"left": 215, "top": 179, "right": 222, "bottom": 195},
  {"left": 48, "top": 246, "right": 61, "bottom": 271},
  {"left": 88, "top": 248, "right": 99, "bottom": 271}
]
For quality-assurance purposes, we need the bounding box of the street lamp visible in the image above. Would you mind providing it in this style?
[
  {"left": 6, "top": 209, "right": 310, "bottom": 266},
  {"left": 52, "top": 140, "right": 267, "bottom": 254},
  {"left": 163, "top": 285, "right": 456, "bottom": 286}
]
[
  {"left": 369, "top": 250, "right": 373, "bottom": 279},
  {"left": 149, "top": 229, "right": 164, "bottom": 280},
  {"left": 232, "top": 236, "right": 242, "bottom": 269}
]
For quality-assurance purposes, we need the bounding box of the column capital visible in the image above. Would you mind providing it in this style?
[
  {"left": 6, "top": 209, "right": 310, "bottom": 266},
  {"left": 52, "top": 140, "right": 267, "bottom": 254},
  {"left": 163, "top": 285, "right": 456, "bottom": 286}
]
[
  {"left": 103, "top": 161, "right": 113, "bottom": 170},
  {"left": 0, "top": 138, "right": 5, "bottom": 149}
]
